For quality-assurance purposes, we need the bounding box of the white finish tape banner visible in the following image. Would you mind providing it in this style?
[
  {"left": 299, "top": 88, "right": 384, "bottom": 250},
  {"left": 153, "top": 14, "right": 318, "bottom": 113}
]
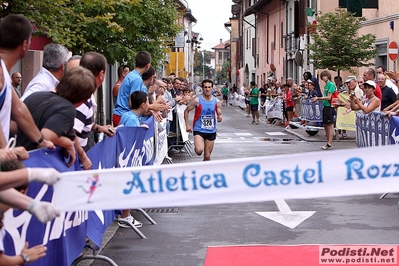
[{"left": 54, "top": 145, "right": 399, "bottom": 211}]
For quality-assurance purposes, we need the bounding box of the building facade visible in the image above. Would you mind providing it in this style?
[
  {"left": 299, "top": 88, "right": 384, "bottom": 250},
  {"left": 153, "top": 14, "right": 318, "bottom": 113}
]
[{"left": 229, "top": 0, "right": 399, "bottom": 85}]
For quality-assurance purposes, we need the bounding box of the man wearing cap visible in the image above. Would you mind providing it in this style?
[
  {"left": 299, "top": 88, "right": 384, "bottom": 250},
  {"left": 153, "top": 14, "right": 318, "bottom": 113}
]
[
  {"left": 334, "top": 76, "right": 364, "bottom": 109},
  {"left": 350, "top": 80, "right": 381, "bottom": 114},
  {"left": 346, "top": 76, "right": 364, "bottom": 99},
  {"left": 333, "top": 76, "right": 362, "bottom": 139}
]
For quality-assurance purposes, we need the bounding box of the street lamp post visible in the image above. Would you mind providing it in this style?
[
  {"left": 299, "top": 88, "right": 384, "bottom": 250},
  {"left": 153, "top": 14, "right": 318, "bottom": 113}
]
[{"left": 202, "top": 50, "right": 205, "bottom": 81}]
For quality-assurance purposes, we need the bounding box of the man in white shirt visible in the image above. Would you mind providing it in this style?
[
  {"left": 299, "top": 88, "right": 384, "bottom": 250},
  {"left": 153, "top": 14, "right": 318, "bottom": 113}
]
[
  {"left": 240, "top": 82, "right": 246, "bottom": 95},
  {"left": 21, "top": 43, "right": 68, "bottom": 101}
]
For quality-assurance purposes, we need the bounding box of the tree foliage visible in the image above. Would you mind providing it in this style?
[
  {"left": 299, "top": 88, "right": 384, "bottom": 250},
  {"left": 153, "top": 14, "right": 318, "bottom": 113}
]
[
  {"left": 1, "top": 0, "right": 182, "bottom": 66},
  {"left": 216, "top": 61, "right": 229, "bottom": 83},
  {"left": 194, "top": 50, "right": 211, "bottom": 79},
  {"left": 307, "top": 9, "right": 377, "bottom": 74}
]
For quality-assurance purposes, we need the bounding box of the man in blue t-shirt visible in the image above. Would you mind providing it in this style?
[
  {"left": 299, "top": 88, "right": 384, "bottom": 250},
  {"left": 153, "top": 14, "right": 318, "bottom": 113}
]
[
  {"left": 113, "top": 51, "right": 151, "bottom": 126},
  {"left": 113, "top": 51, "right": 167, "bottom": 126}
]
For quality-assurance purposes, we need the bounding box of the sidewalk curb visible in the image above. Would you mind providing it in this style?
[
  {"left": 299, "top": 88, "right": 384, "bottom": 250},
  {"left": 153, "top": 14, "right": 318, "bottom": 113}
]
[
  {"left": 284, "top": 127, "right": 356, "bottom": 143},
  {"left": 78, "top": 222, "right": 119, "bottom": 266},
  {"left": 283, "top": 128, "right": 322, "bottom": 142}
]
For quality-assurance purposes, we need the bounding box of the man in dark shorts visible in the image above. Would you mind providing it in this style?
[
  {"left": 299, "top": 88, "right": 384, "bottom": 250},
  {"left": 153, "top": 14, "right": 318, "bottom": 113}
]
[
  {"left": 221, "top": 83, "right": 229, "bottom": 106},
  {"left": 249, "top": 81, "right": 260, "bottom": 124},
  {"left": 184, "top": 79, "right": 222, "bottom": 161},
  {"left": 312, "top": 70, "right": 336, "bottom": 150}
]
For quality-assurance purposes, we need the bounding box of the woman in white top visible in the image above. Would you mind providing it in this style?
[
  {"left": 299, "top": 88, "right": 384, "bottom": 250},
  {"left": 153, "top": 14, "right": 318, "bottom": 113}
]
[{"left": 350, "top": 80, "right": 381, "bottom": 114}]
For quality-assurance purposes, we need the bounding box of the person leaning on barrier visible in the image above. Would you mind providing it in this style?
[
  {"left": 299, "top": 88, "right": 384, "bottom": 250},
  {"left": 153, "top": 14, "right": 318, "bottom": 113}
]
[
  {"left": 76, "top": 52, "right": 115, "bottom": 162},
  {"left": 377, "top": 73, "right": 397, "bottom": 111},
  {"left": 0, "top": 158, "right": 61, "bottom": 224},
  {"left": 0, "top": 159, "right": 59, "bottom": 264},
  {"left": 303, "top": 71, "right": 322, "bottom": 97},
  {"left": 383, "top": 93, "right": 399, "bottom": 118},
  {"left": 350, "top": 80, "right": 381, "bottom": 114},
  {"left": 16, "top": 67, "right": 97, "bottom": 167},
  {"left": 113, "top": 51, "right": 166, "bottom": 126},
  {"left": 386, "top": 71, "right": 399, "bottom": 87},
  {"left": 305, "top": 80, "right": 318, "bottom": 99},
  {"left": 116, "top": 91, "right": 149, "bottom": 229}
]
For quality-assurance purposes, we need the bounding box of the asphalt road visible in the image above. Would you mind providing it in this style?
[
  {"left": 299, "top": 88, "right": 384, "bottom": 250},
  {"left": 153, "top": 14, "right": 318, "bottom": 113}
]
[{"left": 77, "top": 104, "right": 399, "bottom": 266}]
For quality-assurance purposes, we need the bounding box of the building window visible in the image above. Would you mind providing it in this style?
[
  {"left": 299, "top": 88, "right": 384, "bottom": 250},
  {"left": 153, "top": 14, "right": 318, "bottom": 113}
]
[
  {"left": 224, "top": 52, "right": 229, "bottom": 60},
  {"left": 252, "top": 38, "right": 256, "bottom": 57},
  {"left": 280, "top": 22, "right": 284, "bottom": 48},
  {"left": 249, "top": 30, "right": 251, "bottom": 49},
  {"left": 246, "top": 30, "right": 248, "bottom": 50},
  {"left": 273, "top": 24, "right": 276, "bottom": 50}
]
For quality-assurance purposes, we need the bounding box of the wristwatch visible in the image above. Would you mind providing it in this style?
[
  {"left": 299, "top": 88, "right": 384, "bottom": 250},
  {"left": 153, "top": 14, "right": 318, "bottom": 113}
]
[
  {"left": 20, "top": 253, "right": 30, "bottom": 263},
  {"left": 34, "top": 135, "right": 44, "bottom": 147}
]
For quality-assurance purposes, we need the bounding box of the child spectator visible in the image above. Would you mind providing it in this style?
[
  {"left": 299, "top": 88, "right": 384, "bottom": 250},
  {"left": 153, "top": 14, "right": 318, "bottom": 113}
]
[
  {"left": 117, "top": 91, "right": 149, "bottom": 228},
  {"left": 306, "top": 80, "right": 318, "bottom": 99}
]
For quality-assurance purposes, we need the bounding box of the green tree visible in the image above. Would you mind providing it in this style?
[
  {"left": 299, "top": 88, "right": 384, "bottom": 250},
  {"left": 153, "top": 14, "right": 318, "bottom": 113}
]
[
  {"left": 307, "top": 9, "right": 377, "bottom": 75},
  {"left": 194, "top": 50, "right": 211, "bottom": 79},
  {"left": 1, "top": 0, "right": 182, "bottom": 65},
  {"left": 216, "top": 61, "right": 229, "bottom": 84}
]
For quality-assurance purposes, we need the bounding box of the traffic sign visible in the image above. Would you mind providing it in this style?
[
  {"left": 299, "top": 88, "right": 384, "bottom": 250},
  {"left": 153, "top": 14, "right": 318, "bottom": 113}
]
[{"left": 388, "top": 41, "right": 399, "bottom": 61}]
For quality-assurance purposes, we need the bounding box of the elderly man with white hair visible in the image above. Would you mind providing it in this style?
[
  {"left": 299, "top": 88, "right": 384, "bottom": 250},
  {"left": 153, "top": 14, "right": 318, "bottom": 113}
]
[{"left": 21, "top": 43, "right": 69, "bottom": 101}]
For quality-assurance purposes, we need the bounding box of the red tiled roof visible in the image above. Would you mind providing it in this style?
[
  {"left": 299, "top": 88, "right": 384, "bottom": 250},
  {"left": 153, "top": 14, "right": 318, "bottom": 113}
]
[{"left": 212, "top": 40, "right": 230, "bottom": 50}]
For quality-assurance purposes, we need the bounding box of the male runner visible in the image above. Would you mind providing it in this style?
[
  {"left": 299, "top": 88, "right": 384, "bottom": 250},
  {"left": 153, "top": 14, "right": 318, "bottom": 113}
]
[{"left": 184, "top": 79, "right": 222, "bottom": 161}]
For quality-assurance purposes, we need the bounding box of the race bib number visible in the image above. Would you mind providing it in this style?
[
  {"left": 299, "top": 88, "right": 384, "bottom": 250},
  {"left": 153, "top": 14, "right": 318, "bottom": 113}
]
[{"left": 201, "top": 115, "right": 214, "bottom": 130}]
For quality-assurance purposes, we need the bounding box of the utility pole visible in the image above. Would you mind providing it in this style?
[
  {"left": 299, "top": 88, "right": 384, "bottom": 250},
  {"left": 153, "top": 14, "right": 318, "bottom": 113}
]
[{"left": 202, "top": 50, "right": 205, "bottom": 81}]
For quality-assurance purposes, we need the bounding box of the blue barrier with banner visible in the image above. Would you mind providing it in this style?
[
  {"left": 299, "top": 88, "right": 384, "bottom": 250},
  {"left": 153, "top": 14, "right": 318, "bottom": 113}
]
[
  {"left": 3, "top": 147, "right": 86, "bottom": 266},
  {"left": 300, "top": 99, "right": 323, "bottom": 122},
  {"left": 389, "top": 115, "right": 399, "bottom": 145},
  {"left": 355, "top": 112, "right": 390, "bottom": 147},
  {"left": 3, "top": 117, "right": 154, "bottom": 266}
]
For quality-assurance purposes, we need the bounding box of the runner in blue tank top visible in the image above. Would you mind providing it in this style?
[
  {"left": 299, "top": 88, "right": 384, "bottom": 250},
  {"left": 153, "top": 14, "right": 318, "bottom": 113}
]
[{"left": 184, "top": 79, "right": 222, "bottom": 161}]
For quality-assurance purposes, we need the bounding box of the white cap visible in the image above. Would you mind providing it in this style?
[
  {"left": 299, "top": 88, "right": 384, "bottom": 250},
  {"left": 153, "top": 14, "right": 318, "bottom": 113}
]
[{"left": 364, "top": 80, "right": 376, "bottom": 88}]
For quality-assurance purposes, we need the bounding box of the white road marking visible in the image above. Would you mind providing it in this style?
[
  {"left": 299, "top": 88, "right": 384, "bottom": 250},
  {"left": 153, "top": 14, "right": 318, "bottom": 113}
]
[
  {"left": 265, "top": 132, "right": 287, "bottom": 136},
  {"left": 235, "top": 133, "right": 253, "bottom": 136},
  {"left": 255, "top": 199, "right": 316, "bottom": 229}
]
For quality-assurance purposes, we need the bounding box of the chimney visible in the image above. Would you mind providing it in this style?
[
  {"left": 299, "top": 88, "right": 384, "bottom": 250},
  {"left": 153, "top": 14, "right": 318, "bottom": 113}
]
[{"left": 220, "top": 38, "right": 222, "bottom": 44}]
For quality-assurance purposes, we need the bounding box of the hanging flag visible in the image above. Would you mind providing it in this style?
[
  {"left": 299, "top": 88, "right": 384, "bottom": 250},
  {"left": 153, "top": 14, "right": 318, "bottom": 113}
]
[{"left": 306, "top": 7, "right": 317, "bottom": 33}]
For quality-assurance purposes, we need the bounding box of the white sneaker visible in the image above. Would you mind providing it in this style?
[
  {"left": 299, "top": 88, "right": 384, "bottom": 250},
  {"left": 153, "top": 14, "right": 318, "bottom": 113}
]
[
  {"left": 321, "top": 144, "right": 333, "bottom": 150},
  {"left": 169, "top": 148, "right": 180, "bottom": 154},
  {"left": 118, "top": 214, "right": 142, "bottom": 228}
]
